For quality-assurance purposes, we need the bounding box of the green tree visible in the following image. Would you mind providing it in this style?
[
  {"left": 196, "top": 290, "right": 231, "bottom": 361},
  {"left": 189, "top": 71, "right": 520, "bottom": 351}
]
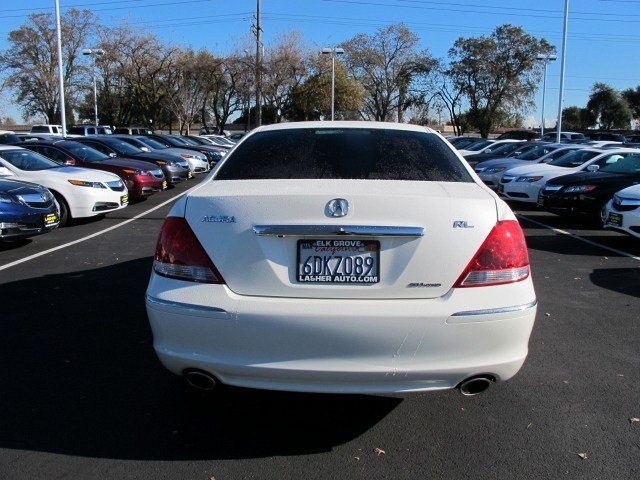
[
  {"left": 0, "top": 9, "right": 97, "bottom": 123},
  {"left": 621, "top": 86, "right": 640, "bottom": 119},
  {"left": 342, "top": 23, "right": 435, "bottom": 122},
  {"left": 561, "top": 106, "right": 596, "bottom": 131},
  {"left": 285, "top": 54, "right": 364, "bottom": 121},
  {"left": 448, "top": 24, "right": 555, "bottom": 137},
  {"left": 587, "top": 83, "right": 632, "bottom": 130}
]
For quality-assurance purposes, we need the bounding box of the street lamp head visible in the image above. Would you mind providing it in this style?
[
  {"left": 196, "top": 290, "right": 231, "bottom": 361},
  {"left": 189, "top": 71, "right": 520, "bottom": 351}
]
[
  {"left": 83, "top": 48, "right": 105, "bottom": 56},
  {"left": 82, "top": 48, "right": 92, "bottom": 55},
  {"left": 537, "top": 54, "right": 557, "bottom": 61},
  {"left": 321, "top": 48, "right": 332, "bottom": 54},
  {"left": 334, "top": 48, "right": 345, "bottom": 55}
]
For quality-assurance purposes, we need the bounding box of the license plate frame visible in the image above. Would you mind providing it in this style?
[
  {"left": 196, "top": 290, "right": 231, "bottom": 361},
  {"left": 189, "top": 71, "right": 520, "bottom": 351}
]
[
  {"left": 296, "top": 239, "right": 380, "bottom": 284},
  {"left": 43, "top": 212, "right": 58, "bottom": 227},
  {"left": 607, "top": 212, "right": 623, "bottom": 227},
  {"left": 162, "top": 180, "right": 168, "bottom": 189},
  {"left": 120, "top": 194, "right": 128, "bottom": 205},
  {"left": 497, "top": 184, "right": 504, "bottom": 194}
]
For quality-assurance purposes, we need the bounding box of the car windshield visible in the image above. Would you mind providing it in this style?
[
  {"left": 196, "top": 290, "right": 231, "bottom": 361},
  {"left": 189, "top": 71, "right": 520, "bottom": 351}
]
[
  {"left": 570, "top": 133, "right": 587, "bottom": 140},
  {"left": 466, "top": 140, "right": 493, "bottom": 151},
  {"left": 0, "top": 149, "right": 62, "bottom": 170},
  {"left": 516, "top": 145, "right": 559, "bottom": 160},
  {"left": 487, "top": 142, "right": 523, "bottom": 156},
  {"left": 65, "top": 143, "right": 110, "bottom": 162},
  {"left": 167, "top": 135, "right": 194, "bottom": 146},
  {"left": 549, "top": 150, "right": 600, "bottom": 167},
  {"left": 216, "top": 128, "right": 473, "bottom": 182},
  {"left": 0, "top": 133, "right": 21, "bottom": 144},
  {"left": 507, "top": 144, "right": 537, "bottom": 157},
  {"left": 151, "top": 136, "right": 176, "bottom": 147},
  {"left": 451, "top": 138, "right": 480, "bottom": 149},
  {"left": 134, "top": 136, "right": 167, "bottom": 150},
  {"left": 600, "top": 155, "right": 640, "bottom": 174},
  {"left": 106, "top": 140, "right": 141, "bottom": 155}
]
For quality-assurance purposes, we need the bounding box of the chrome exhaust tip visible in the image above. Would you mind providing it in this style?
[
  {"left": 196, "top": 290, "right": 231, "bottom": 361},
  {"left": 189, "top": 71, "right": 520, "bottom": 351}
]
[
  {"left": 184, "top": 369, "right": 217, "bottom": 391},
  {"left": 459, "top": 376, "right": 493, "bottom": 396}
]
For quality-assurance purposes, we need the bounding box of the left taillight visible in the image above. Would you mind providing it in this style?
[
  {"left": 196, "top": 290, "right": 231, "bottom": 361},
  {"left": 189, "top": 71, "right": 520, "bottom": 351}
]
[
  {"left": 153, "top": 217, "right": 224, "bottom": 284},
  {"left": 454, "top": 220, "right": 530, "bottom": 288}
]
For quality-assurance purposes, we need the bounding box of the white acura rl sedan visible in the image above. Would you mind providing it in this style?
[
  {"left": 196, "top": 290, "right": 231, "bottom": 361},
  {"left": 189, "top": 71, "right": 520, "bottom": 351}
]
[{"left": 145, "top": 122, "right": 537, "bottom": 396}]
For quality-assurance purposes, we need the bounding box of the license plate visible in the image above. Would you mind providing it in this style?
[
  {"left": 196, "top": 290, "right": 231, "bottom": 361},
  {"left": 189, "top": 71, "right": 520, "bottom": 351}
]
[
  {"left": 120, "top": 194, "right": 128, "bottom": 205},
  {"left": 497, "top": 184, "right": 504, "bottom": 194},
  {"left": 607, "top": 212, "right": 623, "bottom": 227},
  {"left": 537, "top": 195, "right": 544, "bottom": 206},
  {"left": 162, "top": 181, "right": 168, "bottom": 189},
  {"left": 297, "top": 239, "right": 380, "bottom": 284},
  {"left": 43, "top": 212, "right": 58, "bottom": 227},
  {"left": 188, "top": 171, "right": 193, "bottom": 178}
]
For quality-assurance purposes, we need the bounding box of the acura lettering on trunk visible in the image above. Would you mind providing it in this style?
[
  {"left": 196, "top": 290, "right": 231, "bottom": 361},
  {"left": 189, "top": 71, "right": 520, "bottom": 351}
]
[{"left": 145, "top": 121, "right": 537, "bottom": 396}]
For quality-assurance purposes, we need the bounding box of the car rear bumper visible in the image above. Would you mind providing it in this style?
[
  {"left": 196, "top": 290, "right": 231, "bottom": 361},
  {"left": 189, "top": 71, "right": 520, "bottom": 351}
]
[
  {"left": 146, "top": 275, "right": 537, "bottom": 394},
  {"left": 502, "top": 182, "right": 541, "bottom": 203}
]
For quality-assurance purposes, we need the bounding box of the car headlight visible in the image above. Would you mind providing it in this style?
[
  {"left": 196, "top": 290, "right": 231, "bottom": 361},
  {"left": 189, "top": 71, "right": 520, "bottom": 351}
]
[
  {"left": 180, "top": 153, "right": 197, "bottom": 160},
  {"left": 122, "top": 168, "right": 149, "bottom": 176},
  {"left": 485, "top": 167, "right": 506, "bottom": 174},
  {"left": 474, "top": 166, "right": 486, "bottom": 173},
  {"left": 516, "top": 176, "right": 544, "bottom": 183},
  {"left": 0, "top": 193, "right": 20, "bottom": 204},
  {"left": 68, "top": 179, "right": 106, "bottom": 188},
  {"left": 564, "top": 185, "right": 597, "bottom": 193}
]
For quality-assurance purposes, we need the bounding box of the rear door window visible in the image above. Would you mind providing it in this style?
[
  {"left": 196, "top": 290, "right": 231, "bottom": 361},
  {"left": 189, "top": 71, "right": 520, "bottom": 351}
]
[{"left": 216, "top": 128, "right": 472, "bottom": 182}]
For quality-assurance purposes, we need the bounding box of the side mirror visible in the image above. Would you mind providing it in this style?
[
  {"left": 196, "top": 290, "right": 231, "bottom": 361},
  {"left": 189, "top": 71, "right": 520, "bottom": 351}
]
[
  {"left": 140, "top": 147, "right": 150, "bottom": 152},
  {"left": 109, "top": 152, "right": 117, "bottom": 158},
  {"left": 65, "top": 158, "right": 76, "bottom": 165},
  {"left": 587, "top": 164, "right": 599, "bottom": 172},
  {"left": 0, "top": 166, "right": 15, "bottom": 176}
]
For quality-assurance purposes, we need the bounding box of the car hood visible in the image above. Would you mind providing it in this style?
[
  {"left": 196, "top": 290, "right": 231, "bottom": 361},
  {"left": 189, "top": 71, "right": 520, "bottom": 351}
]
[
  {"left": 50, "top": 166, "right": 121, "bottom": 181},
  {"left": 615, "top": 184, "right": 640, "bottom": 199},
  {"left": 505, "top": 164, "right": 572, "bottom": 177},
  {"left": 0, "top": 178, "right": 49, "bottom": 195},
  {"left": 547, "top": 171, "right": 629, "bottom": 186},
  {"left": 105, "top": 157, "right": 161, "bottom": 170},
  {"left": 477, "top": 158, "right": 537, "bottom": 170}
]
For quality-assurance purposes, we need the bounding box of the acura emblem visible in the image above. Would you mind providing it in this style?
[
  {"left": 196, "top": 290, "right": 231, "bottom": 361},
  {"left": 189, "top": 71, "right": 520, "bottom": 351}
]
[{"left": 326, "top": 198, "right": 349, "bottom": 217}]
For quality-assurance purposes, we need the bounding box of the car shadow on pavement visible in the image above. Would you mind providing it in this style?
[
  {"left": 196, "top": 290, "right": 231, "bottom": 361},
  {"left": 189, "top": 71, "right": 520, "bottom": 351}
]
[
  {"left": 0, "top": 257, "right": 401, "bottom": 460},
  {"left": 589, "top": 267, "right": 640, "bottom": 299},
  {"left": 524, "top": 232, "right": 640, "bottom": 258}
]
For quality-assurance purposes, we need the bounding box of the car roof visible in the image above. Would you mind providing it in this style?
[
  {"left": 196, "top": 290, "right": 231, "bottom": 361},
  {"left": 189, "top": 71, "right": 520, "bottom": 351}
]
[{"left": 253, "top": 121, "right": 439, "bottom": 134}]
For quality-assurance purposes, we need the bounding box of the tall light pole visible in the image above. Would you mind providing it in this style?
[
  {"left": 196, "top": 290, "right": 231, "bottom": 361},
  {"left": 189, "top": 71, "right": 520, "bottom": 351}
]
[
  {"left": 556, "top": 0, "right": 570, "bottom": 143},
  {"left": 321, "top": 47, "right": 345, "bottom": 121},
  {"left": 536, "top": 53, "right": 557, "bottom": 136},
  {"left": 54, "top": 0, "right": 66, "bottom": 137},
  {"left": 82, "top": 48, "right": 105, "bottom": 126}
]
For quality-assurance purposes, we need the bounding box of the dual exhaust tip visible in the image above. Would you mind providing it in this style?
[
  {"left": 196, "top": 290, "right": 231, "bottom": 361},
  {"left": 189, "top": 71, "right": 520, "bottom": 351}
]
[{"left": 184, "top": 369, "right": 494, "bottom": 396}]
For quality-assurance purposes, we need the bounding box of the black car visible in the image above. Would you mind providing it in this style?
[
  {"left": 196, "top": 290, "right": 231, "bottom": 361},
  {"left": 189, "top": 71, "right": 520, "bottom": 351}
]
[
  {"left": 0, "top": 178, "right": 59, "bottom": 241},
  {"left": 538, "top": 152, "right": 640, "bottom": 222},
  {"left": 73, "top": 136, "right": 190, "bottom": 185},
  {"left": 496, "top": 130, "right": 540, "bottom": 141},
  {"left": 146, "top": 134, "right": 225, "bottom": 167},
  {"left": 465, "top": 142, "right": 545, "bottom": 168}
]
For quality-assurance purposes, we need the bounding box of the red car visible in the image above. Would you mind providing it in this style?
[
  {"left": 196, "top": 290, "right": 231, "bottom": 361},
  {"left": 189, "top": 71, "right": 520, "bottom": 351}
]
[{"left": 20, "top": 140, "right": 166, "bottom": 199}]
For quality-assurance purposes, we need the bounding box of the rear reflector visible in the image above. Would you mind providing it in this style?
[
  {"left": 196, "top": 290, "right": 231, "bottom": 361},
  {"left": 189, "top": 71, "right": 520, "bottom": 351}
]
[
  {"left": 454, "top": 220, "right": 530, "bottom": 288},
  {"left": 153, "top": 216, "right": 224, "bottom": 284}
]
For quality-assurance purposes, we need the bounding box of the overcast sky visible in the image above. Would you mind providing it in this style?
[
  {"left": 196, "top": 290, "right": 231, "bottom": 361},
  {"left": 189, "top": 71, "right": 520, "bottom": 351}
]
[{"left": 1, "top": 0, "right": 638, "bottom": 127}]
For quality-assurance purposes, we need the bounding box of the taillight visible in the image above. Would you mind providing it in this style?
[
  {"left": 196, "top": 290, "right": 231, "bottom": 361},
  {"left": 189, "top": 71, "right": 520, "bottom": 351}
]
[
  {"left": 153, "top": 217, "right": 224, "bottom": 284},
  {"left": 454, "top": 220, "right": 530, "bottom": 288}
]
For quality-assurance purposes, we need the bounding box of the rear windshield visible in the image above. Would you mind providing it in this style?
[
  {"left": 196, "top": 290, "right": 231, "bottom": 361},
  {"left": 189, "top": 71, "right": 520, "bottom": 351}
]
[{"left": 215, "top": 128, "right": 472, "bottom": 182}]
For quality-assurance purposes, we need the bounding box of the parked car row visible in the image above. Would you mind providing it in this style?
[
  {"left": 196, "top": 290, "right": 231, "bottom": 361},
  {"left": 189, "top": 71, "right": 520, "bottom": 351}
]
[
  {"left": 446, "top": 135, "right": 640, "bottom": 239},
  {"left": 0, "top": 133, "right": 223, "bottom": 242}
]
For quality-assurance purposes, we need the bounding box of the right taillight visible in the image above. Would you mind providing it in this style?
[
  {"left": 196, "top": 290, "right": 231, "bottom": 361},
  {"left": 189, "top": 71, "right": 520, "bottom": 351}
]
[
  {"left": 454, "top": 220, "right": 530, "bottom": 288},
  {"left": 153, "top": 216, "right": 224, "bottom": 284}
]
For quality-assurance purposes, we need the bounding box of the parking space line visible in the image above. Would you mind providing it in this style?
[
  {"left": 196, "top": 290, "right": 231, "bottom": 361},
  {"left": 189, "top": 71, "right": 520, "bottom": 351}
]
[
  {"left": 0, "top": 190, "right": 191, "bottom": 272},
  {"left": 517, "top": 214, "right": 640, "bottom": 262}
]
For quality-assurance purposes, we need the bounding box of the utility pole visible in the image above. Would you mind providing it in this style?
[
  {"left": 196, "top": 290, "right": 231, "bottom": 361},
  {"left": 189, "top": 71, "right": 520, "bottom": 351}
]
[
  {"left": 254, "top": 0, "right": 262, "bottom": 127},
  {"left": 54, "top": 0, "right": 66, "bottom": 137},
  {"left": 556, "top": 0, "right": 570, "bottom": 143}
]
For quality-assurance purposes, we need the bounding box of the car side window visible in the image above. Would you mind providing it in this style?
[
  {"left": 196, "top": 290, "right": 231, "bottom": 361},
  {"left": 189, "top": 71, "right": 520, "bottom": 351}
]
[
  {"left": 41, "top": 147, "right": 68, "bottom": 163},
  {"left": 83, "top": 141, "right": 109, "bottom": 155}
]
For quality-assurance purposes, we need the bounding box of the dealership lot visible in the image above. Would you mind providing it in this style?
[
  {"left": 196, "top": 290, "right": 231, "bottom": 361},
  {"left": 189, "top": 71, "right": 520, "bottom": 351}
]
[{"left": 1, "top": 179, "right": 639, "bottom": 480}]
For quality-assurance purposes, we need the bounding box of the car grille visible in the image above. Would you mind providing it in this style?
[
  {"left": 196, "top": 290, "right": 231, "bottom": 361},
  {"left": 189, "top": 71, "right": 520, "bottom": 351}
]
[
  {"left": 106, "top": 180, "right": 125, "bottom": 192},
  {"left": 18, "top": 192, "right": 54, "bottom": 209},
  {"left": 150, "top": 169, "right": 164, "bottom": 179},
  {"left": 506, "top": 192, "right": 529, "bottom": 199}
]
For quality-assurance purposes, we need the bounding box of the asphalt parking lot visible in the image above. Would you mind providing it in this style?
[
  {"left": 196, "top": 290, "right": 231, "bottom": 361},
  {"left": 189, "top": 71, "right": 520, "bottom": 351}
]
[{"left": 1, "top": 178, "right": 639, "bottom": 480}]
